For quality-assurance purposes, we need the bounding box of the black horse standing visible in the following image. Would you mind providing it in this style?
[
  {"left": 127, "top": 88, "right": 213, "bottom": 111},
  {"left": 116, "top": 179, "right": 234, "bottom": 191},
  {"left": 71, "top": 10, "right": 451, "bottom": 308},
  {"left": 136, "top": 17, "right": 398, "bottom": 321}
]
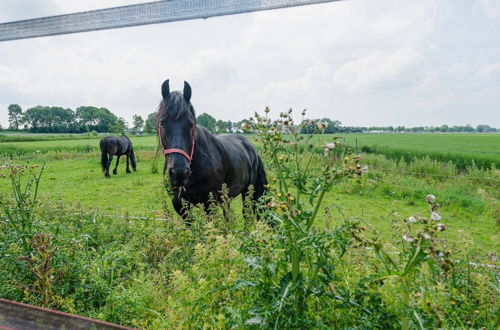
[
  {"left": 100, "top": 135, "right": 137, "bottom": 178},
  {"left": 156, "top": 79, "right": 267, "bottom": 218}
]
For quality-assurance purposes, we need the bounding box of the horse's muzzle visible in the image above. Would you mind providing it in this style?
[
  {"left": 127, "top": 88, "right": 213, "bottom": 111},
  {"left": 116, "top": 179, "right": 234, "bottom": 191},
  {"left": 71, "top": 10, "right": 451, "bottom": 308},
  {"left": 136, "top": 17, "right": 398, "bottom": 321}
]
[{"left": 169, "top": 167, "right": 191, "bottom": 187}]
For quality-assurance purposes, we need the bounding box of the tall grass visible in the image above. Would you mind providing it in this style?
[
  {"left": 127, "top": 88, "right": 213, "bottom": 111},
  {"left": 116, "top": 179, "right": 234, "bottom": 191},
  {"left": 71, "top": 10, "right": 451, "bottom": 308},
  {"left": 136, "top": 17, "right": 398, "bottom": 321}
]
[{"left": 361, "top": 144, "right": 499, "bottom": 170}]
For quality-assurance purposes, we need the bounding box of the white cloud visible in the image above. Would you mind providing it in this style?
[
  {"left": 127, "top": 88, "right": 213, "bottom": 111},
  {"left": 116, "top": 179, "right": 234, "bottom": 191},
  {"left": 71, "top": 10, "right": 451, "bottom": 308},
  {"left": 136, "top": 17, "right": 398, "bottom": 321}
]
[
  {"left": 332, "top": 48, "right": 424, "bottom": 91},
  {"left": 0, "top": 0, "right": 499, "bottom": 127}
]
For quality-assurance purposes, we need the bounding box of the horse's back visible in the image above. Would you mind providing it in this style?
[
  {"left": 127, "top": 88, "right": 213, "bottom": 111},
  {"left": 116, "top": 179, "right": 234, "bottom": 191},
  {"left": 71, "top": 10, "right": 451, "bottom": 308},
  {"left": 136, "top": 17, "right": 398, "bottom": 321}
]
[
  {"left": 100, "top": 136, "right": 120, "bottom": 154},
  {"left": 215, "top": 134, "right": 258, "bottom": 164},
  {"left": 213, "top": 133, "right": 261, "bottom": 195},
  {"left": 100, "top": 136, "right": 132, "bottom": 155}
]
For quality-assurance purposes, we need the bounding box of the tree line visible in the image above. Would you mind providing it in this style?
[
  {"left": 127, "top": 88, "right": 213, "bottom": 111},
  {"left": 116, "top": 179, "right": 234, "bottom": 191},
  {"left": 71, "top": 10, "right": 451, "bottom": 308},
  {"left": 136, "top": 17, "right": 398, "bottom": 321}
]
[{"left": 3, "top": 104, "right": 498, "bottom": 134}]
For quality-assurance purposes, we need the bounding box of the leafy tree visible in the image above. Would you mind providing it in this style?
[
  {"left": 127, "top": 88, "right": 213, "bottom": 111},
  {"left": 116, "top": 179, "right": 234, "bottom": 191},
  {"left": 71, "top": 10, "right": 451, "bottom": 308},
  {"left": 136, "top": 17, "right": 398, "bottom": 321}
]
[
  {"left": 144, "top": 112, "right": 157, "bottom": 134},
  {"left": 76, "top": 106, "right": 118, "bottom": 132},
  {"left": 131, "top": 114, "right": 144, "bottom": 134},
  {"left": 22, "top": 106, "right": 76, "bottom": 133},
  {"left": 476, "top": 125, "right": 494, "bottom": 133},
  {"left": 216, "top": 119, "right": 233, "bottom": 133},
  {"left": 197, "top": 113, "right": 216, "bottom": 133},
  {"left": 110, "top": 117, "right": 127, "bottom": 134},
  {"left": 8, "top": 104, "right": 23, "bottom": 130}
]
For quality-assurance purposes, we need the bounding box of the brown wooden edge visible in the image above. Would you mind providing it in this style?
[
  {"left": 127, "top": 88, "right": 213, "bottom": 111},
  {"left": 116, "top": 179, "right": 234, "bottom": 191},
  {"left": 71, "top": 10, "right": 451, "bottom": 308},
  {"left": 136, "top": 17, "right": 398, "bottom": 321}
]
[{"left": 0, "top": 299, "right": 136, "bottom": 329}]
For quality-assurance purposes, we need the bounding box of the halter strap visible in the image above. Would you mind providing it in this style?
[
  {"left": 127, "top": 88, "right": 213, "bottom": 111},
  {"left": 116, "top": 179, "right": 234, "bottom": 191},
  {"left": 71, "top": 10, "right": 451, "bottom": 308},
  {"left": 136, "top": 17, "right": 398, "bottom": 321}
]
[{"left": 157, "top": 126, "right": 196, "bottom": 164}]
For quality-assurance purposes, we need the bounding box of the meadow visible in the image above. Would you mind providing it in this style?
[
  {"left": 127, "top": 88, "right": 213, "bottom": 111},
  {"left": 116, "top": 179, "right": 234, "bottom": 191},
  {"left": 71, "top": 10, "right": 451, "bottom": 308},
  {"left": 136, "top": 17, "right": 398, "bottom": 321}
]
[{"left": 0, "top": 127, "right": 498, "bottom": 328}]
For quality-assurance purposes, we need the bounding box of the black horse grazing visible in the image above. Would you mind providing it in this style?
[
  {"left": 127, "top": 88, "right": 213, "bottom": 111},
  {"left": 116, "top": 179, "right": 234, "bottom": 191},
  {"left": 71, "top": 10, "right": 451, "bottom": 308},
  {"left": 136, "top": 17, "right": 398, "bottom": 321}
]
[
  {"left": 157, "top": 79, "right": 267, "bottom": 219},
  {"left": 100, "top": 135, "right": 137, "bottom": 178}
]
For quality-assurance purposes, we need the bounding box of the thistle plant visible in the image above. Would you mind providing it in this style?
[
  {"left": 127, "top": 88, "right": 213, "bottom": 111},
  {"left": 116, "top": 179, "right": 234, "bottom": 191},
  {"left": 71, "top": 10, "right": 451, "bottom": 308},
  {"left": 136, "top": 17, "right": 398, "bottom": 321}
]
[
  {"left": 242, "top": 108, "right": 367, "bottom": 327},
  {"left": 0, "top": 163, "right": 45, "bottom": 251},
  {"left": 363, "top": 194, "right": 455, "bottom": 329}
]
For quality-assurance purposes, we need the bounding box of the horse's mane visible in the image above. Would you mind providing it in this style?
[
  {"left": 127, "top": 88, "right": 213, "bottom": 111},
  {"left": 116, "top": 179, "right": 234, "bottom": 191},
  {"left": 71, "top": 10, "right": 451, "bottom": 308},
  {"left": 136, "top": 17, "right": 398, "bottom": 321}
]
[{"left": 156, "top": 92, "right": 196, "bottom": 127}]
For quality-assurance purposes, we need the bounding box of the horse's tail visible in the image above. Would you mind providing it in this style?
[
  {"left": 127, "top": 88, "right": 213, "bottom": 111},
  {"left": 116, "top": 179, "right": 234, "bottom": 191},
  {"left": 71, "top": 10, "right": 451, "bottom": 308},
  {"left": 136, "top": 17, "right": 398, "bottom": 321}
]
[
  {"left": 253, "top": 156, "right": 268, "bottom": 200},
  {"left": 130, "top": 148, "right": 137, "bottom": 171},
  {"left": 100, "top": 141, "right": 108, "bottom": 172},
  {"left": 100, "top": 151, "right": 108, "bottom": 172}
]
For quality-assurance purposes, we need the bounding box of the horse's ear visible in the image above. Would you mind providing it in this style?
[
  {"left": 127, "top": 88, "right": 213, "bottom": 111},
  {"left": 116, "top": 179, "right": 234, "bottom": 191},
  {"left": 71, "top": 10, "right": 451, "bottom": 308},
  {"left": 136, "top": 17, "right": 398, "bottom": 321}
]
[
  {"left": 161, "top": 79, "right": 170, "bottom": 99},
  {"left": 183, "top": 81, "right": 192, "bottom": 103}
]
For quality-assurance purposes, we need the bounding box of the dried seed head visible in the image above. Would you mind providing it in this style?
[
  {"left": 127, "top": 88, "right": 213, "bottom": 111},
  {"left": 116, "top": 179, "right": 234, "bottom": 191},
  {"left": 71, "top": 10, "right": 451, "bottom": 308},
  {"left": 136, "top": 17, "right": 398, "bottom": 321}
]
[
  {"left": 431, "top": 212, "right": 442, "bottom": 221},
  {"left": 435, "top": 223, "right": 446, "bottom": 231},
  {"left": 402, "top": 234, "right": 415, "bottom": 243},
  {"left": 426, "top": 194, "right": 436, "bottom": 204}
]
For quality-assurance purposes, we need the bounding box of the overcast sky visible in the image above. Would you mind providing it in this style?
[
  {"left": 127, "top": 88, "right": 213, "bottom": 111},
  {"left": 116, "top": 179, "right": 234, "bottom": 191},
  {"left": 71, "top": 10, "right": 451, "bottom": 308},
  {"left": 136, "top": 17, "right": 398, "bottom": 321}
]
[{"left": 0, "top": 0, "right": 499, "bottom": 128}]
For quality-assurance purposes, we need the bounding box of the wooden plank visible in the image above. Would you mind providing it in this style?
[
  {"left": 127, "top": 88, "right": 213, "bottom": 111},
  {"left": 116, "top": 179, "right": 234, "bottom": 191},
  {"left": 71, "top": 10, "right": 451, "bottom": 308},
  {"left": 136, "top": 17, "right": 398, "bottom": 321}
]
[{"left": 0, "top": 299, "right": 134, "bottom": 330}]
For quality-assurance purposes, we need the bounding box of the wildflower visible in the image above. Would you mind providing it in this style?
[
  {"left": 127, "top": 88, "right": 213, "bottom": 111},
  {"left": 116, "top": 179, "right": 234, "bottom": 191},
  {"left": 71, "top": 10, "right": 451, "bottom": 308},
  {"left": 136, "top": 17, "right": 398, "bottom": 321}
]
[
  {"left": 288, "top": 196, "right": 295, "bottom": 202},
  {"left": 325, "top": 143, "right": 336, "bottom": 150},
  {"left": 278, "top": 155, "right": 285, "bottom": 161},
  {"left": 435, "top": 223, "right": 446, "bottom": 231},
  {"left": 35, "top": 150, "right": 41, "bottom": 154},
  {"left": 301, "top": 109, "right": 306, "bottom": 116},
  {"left": 317, "top": 121, "right": 327, "bottom": 130},
  {"left": 402, "top": 234, "right": 415, "bottom": 243},
  {"left": 408, "top": 216, "right": 417, "bottom": 223},
  {"left": 431, "top": 212, "right": 442, "bottom": 221},
  {"left": 264, "top": 107, "right": 270, "bottom": 113},
  {"left": 422, "top": 232, "right": 432, "bottom": 240},
  {"left": 277, "top": 193, "right": 282, "bottom": 198},
  {"left": 361, "top": 165, "right": 369, "bottom": 173},
  {"left": 426, "top": 194, "right": 436, "bottom": 204},
  {"left": 324, "top": 143, "right": 335, "bottom": 156},
  {"left": 241, "top": 123, "right": 251, "bottom": 131}
]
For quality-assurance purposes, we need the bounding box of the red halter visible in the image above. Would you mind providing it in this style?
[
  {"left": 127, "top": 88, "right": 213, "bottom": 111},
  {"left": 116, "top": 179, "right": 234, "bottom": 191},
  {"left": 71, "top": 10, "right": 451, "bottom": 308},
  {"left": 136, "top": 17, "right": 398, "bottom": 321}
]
[{"left": 157, "top": 126, "right": 196, "bottom": 164}]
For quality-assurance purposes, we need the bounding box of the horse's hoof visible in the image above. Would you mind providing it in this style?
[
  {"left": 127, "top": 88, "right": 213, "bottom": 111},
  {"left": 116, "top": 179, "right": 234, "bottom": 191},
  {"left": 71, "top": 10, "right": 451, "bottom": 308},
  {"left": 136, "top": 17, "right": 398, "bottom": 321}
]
[
  {"left": 113, "top": 170, "right": 117, "bottom": 175},
  {"left": 126, "top": 170, "right": 131, "bottom": 174},
  {"left": 105, "top": 175, "right": 110, "bottom": 178}
]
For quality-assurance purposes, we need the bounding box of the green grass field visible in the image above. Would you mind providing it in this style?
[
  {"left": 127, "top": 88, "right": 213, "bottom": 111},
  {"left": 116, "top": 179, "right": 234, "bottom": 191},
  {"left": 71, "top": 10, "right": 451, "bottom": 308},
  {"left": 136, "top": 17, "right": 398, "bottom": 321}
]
[
  {"left": 338, "top": 133, "right": 500, "bottom": 170},
  {"left": 0, "top": 134, "right": 498, "bottom": 252}
]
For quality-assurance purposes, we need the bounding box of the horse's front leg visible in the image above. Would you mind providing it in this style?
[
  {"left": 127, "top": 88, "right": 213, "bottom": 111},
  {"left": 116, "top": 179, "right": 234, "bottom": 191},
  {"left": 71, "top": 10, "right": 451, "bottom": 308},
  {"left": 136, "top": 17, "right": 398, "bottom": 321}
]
[
  {"left": 126, "top": 154, "right": 131, "bottom": 173},
  {"left": 105, "top": 154, "right": 113, "bottom": 178},
  {"left": 113, "top": 155, "right": 120, "bottom": 175}
]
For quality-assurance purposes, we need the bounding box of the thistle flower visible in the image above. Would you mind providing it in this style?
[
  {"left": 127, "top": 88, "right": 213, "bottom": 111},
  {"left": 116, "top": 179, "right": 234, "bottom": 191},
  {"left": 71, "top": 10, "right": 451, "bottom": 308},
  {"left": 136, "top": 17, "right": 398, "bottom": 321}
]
[
  {"left": 408, "top": 216, "right": 417, "bottom": 223},
  {"left": 264, "top": 107, "right": 270, "bottom": 113},
  {"left": 241, "top": 123, "right": 251, "bottom": 131},
  {"left": 323, "top": 143, "right": 335, "bottom": 156},
  {"left": 435, "top": 223, "right": 446, "bottom": 231},
  {"left": 431, "top": 212, "right": 442, "bottom": 221},
  {"left": 426, "top": 194, "right": 436, "bottom": 204},
  {"left": 317, "top": 121, "right": 327, "bottom": 130},
  {"left": 402, "top": 234, "right": 415, "bottom": 243},
  {"left": 301, "top": 109, "right": 306, "bottom": 116}
]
